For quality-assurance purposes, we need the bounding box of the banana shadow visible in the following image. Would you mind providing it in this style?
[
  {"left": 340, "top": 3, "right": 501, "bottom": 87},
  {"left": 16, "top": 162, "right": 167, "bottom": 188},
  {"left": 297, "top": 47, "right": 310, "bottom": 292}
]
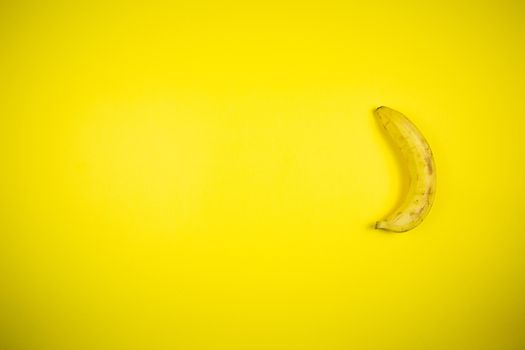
[{"left": 372, "top": 107, "right": 411, "bottom": 221}]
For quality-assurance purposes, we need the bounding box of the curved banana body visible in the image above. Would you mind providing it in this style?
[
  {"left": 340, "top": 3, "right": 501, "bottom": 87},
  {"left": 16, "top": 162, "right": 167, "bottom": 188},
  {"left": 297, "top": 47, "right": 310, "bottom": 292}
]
[{"left": 375, "top": 106, "right": 436, "bottom": 232}]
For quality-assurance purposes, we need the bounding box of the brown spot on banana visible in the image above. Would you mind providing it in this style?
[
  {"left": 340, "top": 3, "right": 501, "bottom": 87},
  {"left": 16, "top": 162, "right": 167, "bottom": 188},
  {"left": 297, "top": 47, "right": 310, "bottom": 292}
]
[{"left": 426, "top": 159, "right": 433, "bottom": 174}]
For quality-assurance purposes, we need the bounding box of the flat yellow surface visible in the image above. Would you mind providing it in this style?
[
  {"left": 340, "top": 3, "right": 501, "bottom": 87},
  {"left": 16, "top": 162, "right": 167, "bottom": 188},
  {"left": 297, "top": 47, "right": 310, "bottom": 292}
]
[{"left": 2, "top": 1, "right": 525, "bottom": 349}]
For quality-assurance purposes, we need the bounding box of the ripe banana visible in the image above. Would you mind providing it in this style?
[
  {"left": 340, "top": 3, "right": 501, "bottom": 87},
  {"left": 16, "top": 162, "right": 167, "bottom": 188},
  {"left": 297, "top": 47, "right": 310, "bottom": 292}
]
[{"left": 374, "top": 106, "right": 436, "bottom": 232}]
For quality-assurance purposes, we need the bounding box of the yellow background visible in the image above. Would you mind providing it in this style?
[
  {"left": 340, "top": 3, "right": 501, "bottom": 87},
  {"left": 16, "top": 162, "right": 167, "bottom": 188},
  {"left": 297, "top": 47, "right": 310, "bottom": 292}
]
[{"left": 1, "top": 1, "right": 525, "bottom": 349}]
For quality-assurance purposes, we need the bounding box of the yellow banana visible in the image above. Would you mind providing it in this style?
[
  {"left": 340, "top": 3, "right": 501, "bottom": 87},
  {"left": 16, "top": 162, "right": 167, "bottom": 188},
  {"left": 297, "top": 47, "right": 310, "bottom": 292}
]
[{"left": 374, "top": 106, "right": 436, "bottom": 232}]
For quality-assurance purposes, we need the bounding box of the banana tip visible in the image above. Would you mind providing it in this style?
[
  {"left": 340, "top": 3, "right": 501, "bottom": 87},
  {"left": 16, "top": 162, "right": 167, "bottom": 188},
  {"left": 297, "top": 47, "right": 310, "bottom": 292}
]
[{"left": 375, "top": 221, "right": 389, "bottom": 230}]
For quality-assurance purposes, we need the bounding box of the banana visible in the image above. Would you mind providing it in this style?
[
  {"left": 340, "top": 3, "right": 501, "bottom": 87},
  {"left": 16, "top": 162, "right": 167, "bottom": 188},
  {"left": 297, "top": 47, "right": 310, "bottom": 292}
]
[{"left": 374, "top": 106, "right": 436, "bottom": 232}]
